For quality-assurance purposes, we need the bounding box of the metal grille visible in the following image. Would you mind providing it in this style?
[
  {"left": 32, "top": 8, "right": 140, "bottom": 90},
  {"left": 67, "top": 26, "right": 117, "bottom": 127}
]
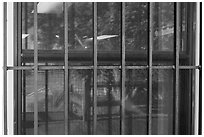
[{"left": 3, "top": 2, "right": 201, "bottom": 135}]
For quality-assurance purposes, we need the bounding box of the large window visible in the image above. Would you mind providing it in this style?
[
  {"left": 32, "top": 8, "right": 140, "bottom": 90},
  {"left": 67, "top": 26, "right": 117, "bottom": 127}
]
[{"left": 3, "top": 2, "right": 201, "bottom": 135}]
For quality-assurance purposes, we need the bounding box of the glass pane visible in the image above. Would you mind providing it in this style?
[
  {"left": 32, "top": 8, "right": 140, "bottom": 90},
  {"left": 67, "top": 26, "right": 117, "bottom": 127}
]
[
  {"left": 180, "top": 3, "right": 197, "bottom": 66},
  {"left": 179, "top": 69, "right": 197, "bottom": 134},
  {"left": 67, "top": 2, "right": 93, "bottom": 66},
  {"left": 125, "top": 69, "right": 148, "bottom": 134},
  {"left": 152, "top": 2, "right": 174, "bottom": 66},
  {"left": 22, "top": 2, "right": 34, "bottom": 50},
  {"left": 22, "top": 2, "right": 64, "bottom": 50},
  {"left": 23, "top": 70, "right": 65, "bottom": 135},
  {"left": 152, "top": 69, "right": 173, "bottom": 135},
  {"left": 97, "top": 3, "right": 121, "bottom": 65},
  {"left": 69, "top": 69, "right": 92, "bottom": 135},
  {"left": 125, "top": 2, "right": 148, "bottom": 66},
  {"left": 37, "top": 2, "right": 64, "bottom": 50},
  {"left": 96, "top": 69, "right": 120, "bottom": 134}
]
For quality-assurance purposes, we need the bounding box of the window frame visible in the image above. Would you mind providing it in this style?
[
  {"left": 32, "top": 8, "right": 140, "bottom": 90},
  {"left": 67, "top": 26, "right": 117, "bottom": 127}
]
[{"left": 3, "top": 2, "right": 201, "bottom": 135}]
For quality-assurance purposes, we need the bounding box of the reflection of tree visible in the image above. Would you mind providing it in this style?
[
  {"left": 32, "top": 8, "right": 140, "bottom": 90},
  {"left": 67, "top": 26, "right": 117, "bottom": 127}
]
[{"left": 24, "top": 2, "right": 174, "bottom": 50}]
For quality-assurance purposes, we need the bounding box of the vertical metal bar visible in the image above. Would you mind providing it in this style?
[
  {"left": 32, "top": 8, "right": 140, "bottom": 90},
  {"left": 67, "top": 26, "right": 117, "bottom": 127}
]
[
  {"left": 147, "top": 2, "right": 153, "bottom": 135},
  {"left": 93, "top": 2, "right": 97, "bottom": 135},
  {"left": 198, "top": 3, "right": 202, "bottom": 135},
  {"left": 45, "top": 69, "right": 48, "bottom": 134},
  {"left": 121, "top": 2, "right": 126, "bottom": 135},
  {"left": 3, "top": 2, "right": 7, "bottom": 135},
  {"left": 24, "top": 2, "right": 28, "bottom": 49},
  {"left": 13, "top": 3, "right": 18, "bottom": 134},
  {"left": 17, "top": 3, "right": 22, "bottom": 134},
  {"left": 64, "top": 2, "right": 69, "bottom": 135},
  {"left": 174, "top": 2, "right": 180, "bottom": 135},
  {"left": 33, "top": 2, "right": 38, "bottom": 135},
  {"left": 107, "top": 73, "right": 112, "bottom": 135},
  {"left": 22, "top": 69, "right": 26, "bottom": 134},
  {"left": 186, "top": 3, "right": 193, "bottom": 134}
]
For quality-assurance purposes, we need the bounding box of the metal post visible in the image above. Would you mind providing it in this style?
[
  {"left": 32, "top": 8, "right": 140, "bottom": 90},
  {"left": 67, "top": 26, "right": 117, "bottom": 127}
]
[
  {"left": 33, "top": 2, "right": 38, "bottom": 135},
  {"left": 64, "top": 2, "right": 69, "bottom": 135},
  {"left": 147, "top": 2, "right": 153, "bottom": 135},
  {"left": 93, "top": 2, "right": 97, "bottom": 134},
  {"left": 174, "top": 2, "right": 180, "bottom": 135},
  {"left": 121, "top": 2, "right": 126, "bottom": 135},
  {"left": 3, "top": 2, "right": 7, "bottom": 135}
]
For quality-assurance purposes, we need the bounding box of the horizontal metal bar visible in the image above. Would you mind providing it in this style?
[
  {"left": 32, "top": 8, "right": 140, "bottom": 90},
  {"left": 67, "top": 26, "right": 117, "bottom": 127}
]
[
  {"left": 39, "top": 66, "right": 64, "bottom": 70},
  {"left": 179, "top": 66, "right": 201, "bottom": 69},
  {"left": 7, "top": 66, "right": 34, "bottom": 70},
  {"left": 5, "top": 65, "right": 201, "bottom": 71},
  {"left": 126, "top": 66, "right": 148, "bottom": 69},
  {"left": 152, "top": 66, "right": 175, "bottom": 69}
]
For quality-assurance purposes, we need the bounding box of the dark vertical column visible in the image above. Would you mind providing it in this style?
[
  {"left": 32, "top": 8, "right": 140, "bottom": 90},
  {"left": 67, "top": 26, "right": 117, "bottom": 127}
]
[
  {"left": 147, "top": 2, "right": 153, "bottom": 135},
  {"left": 45, "top": 69, "right": 48, "bottom": 134},
  {"left": 64, "top": 2, "right": 69, "bottom": 135},
  {"left": 3, "top": 2, "right": 7, "bottom": 135},
  {"left": 121, "top": 2, "right": 126, "bottom": 135},
  {"left": 107, "top": 73, "right": 112, "bottom": 135},
  {"left": 22, "top": 70, "right": 26, "bottom": 134},
  {"left": 85, "top": 77, "right": 91, "bottom": 134},
  {"left": 93, "top": 2, "right": 97, "bottom": 135},
  {"left": 24, "top": 2, "right": 28, "bottom": 49},
  {"left": 33, "top": 2, "right": 38, "bottom": 135},
  {"left": 174, "top": 2, "right": 180, "bottom": 135}
]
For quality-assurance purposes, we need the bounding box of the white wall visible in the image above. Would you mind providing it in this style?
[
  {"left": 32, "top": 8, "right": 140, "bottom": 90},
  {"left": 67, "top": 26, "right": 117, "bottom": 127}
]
[
  {"left": 0, "top": 2, "right": 4, "bottom": 135},
  {"left": 6, "top": 2, "right": 14, "bottom": 135}
]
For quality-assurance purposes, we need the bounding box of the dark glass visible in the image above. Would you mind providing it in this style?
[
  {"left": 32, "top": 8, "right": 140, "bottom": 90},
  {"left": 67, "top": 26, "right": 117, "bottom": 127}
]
[
  {"left": 125, "top": 69, "right": 148, "bottom": 134},
  {"left": 37, "top": 2, "right": 64, "bottom": 50},
  {"left": 179, "top": 69, "right": 198, "bottom": 134},
  {"left": 22, "top": 2, "right": 34, "bottom": 49},
  {"left": 67, "top": 3, "right": 93, "bottom": 66},
  {"left": 96, "top": 69, "right": 120, "bottom": 134},
  {"left": 23, "top": 70, "right": 65, "bottom": 135},
  {"left": 151, "top": 69, "right": 173, "bottom": 134},
  {"left": 152, "top": 2, "right": 174, "bottom": 66},
  {"left": 69, "top": 69, "right": 92, "bottom": 135},
  {"left": 125, "top": 2, "right": 148, "bottom": 66},
  {"left": 180, "top": 3, "right": 197, "bottom": 66},
  {"left": 97, "top": 3, "right": 121, "bottom": 65},
  {"left": 22, "top": 2, "right": 64, "bottom": 50}
]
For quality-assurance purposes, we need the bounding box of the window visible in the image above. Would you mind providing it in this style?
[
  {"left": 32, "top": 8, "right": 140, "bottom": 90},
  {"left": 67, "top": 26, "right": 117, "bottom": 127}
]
[{"left": 3, "top": 2, "right": 201, "bottom": 135}]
